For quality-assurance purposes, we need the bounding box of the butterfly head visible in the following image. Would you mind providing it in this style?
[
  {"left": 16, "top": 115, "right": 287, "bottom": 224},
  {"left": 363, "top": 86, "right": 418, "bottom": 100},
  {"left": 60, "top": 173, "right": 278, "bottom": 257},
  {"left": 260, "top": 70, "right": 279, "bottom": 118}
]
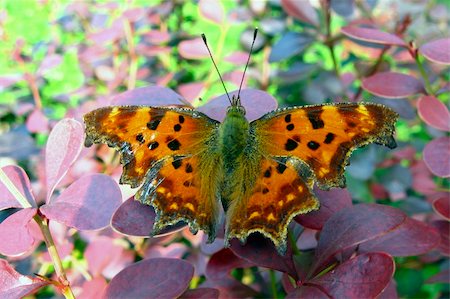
[{"left": 227, "top": 94, "right": 246, "bottom": 116}]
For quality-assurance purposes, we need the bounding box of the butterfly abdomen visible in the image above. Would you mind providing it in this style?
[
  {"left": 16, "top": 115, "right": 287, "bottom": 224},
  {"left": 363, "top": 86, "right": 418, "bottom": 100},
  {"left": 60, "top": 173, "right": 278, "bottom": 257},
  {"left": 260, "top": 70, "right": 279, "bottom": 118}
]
[{"left": 219, "top": 108, "right": 250, "bottom": 167}]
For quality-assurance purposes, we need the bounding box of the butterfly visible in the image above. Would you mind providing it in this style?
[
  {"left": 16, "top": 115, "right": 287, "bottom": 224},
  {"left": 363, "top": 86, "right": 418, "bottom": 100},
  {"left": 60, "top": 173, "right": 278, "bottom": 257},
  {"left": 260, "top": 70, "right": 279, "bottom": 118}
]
[{"left": 84, "top": 95, "right": 398, "bottom": 254}]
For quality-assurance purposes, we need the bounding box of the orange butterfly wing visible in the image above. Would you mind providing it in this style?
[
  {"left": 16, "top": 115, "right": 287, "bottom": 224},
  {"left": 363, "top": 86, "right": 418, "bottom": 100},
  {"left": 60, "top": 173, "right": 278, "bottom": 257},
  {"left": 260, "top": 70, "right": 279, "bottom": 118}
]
[
  {"left": 84, "top": 106, "right": 222, "bottom": 239},
  {"left": 253, "top": 103, "right": 398, "bottom": 189},
  {"left": 225, "top": 157, "right": 319, "bottom": 253}
]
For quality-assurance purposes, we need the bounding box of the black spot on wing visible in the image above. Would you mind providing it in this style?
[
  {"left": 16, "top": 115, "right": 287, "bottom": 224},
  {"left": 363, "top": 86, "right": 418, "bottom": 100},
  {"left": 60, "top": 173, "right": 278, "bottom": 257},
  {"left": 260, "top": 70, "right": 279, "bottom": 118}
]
[
  {"left": 136, "top": 133, "right": 145, "bottom": 144},
  {"left": 148, "top": 141, "right": 159, "bottom": 150},
  {"left": 167, "top": 139, "right": 181, "bottom": 151},
  {"left": 276, "top": 163, "right": 287, "bottom": 174},
  {"left": 285, "top": 114, "right": 291, "bottom": 123},
  {"left": 179, "top": 115, "right": 185, "bottom": 123},
  {"left": 174, "top": 124, "right": 182, "bottom": 132},
  {"left": 147, "top": 119, "right": 161, "bottom": 130},
  {"left": 285, "top": 138, "right": 298, "bottom": 151},
  {"left": 172, "top": 159, "right": 182, "bottom": 169},
  {"left": 185, "top": 163, "right": 193, "bottom": 173},
  {"left": 264, "top": 167, "right": 272, "bottom": 178},
  {"left": 307, "top": 141, "right": 320, "bottom": 150},
  {"left": 286, "top": 124, "right": 295, "bottom": 131},
  {"left": 307, "top": 109, "right": 325, "bottom": 129},
  {"left": 324, "top": 133, "right": 335, "bottom": 144}
]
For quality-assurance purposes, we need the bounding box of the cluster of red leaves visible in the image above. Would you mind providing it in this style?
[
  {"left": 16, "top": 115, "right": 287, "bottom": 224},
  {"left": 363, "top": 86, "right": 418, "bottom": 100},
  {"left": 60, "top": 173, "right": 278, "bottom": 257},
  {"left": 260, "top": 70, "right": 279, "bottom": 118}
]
[{"left": 0, "top": 0, "right": 449, "bottom": 298}]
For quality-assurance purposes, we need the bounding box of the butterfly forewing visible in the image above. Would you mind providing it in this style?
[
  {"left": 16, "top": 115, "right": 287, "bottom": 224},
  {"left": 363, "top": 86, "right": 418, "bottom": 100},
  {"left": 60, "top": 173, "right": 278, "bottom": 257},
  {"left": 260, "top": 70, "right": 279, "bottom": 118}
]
[{"left": 252, "top": 103, "right": 398, "bottom": 189}]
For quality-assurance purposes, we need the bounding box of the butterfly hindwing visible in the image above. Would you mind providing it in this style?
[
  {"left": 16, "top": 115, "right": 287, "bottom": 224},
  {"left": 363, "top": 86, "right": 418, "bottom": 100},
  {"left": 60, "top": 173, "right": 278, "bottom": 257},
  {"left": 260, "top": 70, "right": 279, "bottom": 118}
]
[
  {"left": 225, "top": 157, "right": 319, "bottom": 254},
  {"left": 84, "top": 106, "right": 222, "bottom": 239},
  {"left": 252, "top": 103, "right": 398, "bottom": 189}
]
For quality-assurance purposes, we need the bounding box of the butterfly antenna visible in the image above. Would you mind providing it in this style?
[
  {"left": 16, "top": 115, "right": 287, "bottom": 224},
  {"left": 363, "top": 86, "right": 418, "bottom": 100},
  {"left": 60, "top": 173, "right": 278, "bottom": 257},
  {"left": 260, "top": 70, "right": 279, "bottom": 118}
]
[
  {"left": 237, "top": 27, "right": 258, "bottom": 105},
  {"left": 201, "top": 33, "right": 232, "bottom": 105}
]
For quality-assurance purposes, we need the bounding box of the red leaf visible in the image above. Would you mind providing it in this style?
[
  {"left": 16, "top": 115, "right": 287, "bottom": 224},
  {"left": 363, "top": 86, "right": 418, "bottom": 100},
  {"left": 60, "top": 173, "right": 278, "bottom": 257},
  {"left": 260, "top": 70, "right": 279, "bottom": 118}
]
[
  {"left": 85, "top": 236, "right": 132, "bottom": 278},
  {"left": 78, "top": 277, "right": 107, "bottom": 299},
  {"left": 37, "top": 54, "right": 62, "bottom": 75},
  {"left": 45, "top": 119, "right": 84, "bottom": 202},
  {"left": 198, "top": 89, "right": 278, "bottom": 122},
  {"left": 111, "top": 197, "right": 186, "bottom": 237},
  {"left": 296, "top": 188, "right": 352, "bottom": 230},
  {"left": 230, "top": 235, "right": 298, "bottom": 279},
  {"left": 341, "top": 26, "right": 407, "bottom": 47},
  {"left": 431, "top": 220, "right": 450, "bottom": 256},
  {"left": 433, "top": 196, "right": 450, "bottom": 220},
  {"left": 280, "top": 0, "right": 319, "bottom": 26},
  {"left": 206, "top": 248, "right": 254, "bottom": 281},
  {"left": 362, "top": 72, "right": 424, "bottom": 98},
  {"left": 177, "top": 82, "right": 206, "bottom": 102},
  {"left": 420, "top": 38, "right": 450, "bottom": 65},
  {"left": 198, "top": 0, "right": 224, "bottom": 24},
  {"left": 0, "top": 165, "right": 35, "bottom": 210},
  {"left": 111, "top": 86, "right": 185, "bottom": 106},
  {"left": 224, "top": 51, "right": 249, "bottom": 65},
  {"left": 179, "top": 288, "right": 219, "bottom": 299},
  {"left": 423, "top": 137, "right": 450, "bottom": 177},
  {"left": 359, "top": 217, "right": 440, "bottom": 256},
  {"left": 102, "top": 258, "right": 194, "bottom": 299},
  {"left": 417, "top": 95, "right": 450, "bottom": 131},
  {"left": 310, "top": 252, "right": 395, "bottom": 298},
  {"left": 179, "top": 38, "right": 209, "bottom": 60},
  {"left": 377, "top": 279, "right": 398, "bottom": 299},
  {"left": 426, "top": 269, "right": 450, "bottom": 284},
  {"left": 26, "top": 109, "right": 49, "bottom": 134},
  {"left": 311, "top": 204, "right": 405, "bottom": 274},
  {"left": 286, "top": 285, "right": 329, "bottom": 299},
  {"left": 40, "top": 174, "right": 122, "bottom": 230},
  {"left": 0, "top": 259, "right": 49, "bottom": 298},
  {"left": 0, "top": 208, "right": 37, "bottom": 256}
]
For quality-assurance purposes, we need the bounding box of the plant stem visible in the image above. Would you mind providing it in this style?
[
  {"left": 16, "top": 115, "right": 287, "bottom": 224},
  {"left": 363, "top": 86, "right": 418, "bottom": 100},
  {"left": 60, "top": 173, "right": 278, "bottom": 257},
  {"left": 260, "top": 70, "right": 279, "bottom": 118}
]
[
  {"left": 288, "top": 230, "right": 301, "bottom": 256},
  {"left": 415, "top": 54, "right": 434, "bottom": 95},
  {"left": 323, "top": 2, "right": 340, "bottom": 77},
  {"left": 269, "top": 269, "right": 279, "bottom": 299},
  {"left": 34, "top": 214, "right": 75, "bottom": 299}
]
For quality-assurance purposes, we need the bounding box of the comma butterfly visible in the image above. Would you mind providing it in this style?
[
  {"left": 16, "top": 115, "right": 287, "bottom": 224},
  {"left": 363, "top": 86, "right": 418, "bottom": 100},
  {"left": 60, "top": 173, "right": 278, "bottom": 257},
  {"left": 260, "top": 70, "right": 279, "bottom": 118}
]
[{"left": 83, "top": 30, "right": 398, "bottom": 254}]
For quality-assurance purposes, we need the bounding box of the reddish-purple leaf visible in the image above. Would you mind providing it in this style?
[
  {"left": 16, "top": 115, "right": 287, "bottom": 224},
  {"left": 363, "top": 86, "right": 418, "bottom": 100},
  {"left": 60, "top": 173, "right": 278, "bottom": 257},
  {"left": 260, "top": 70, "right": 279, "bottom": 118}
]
[
  {"left": 377, "top": 279, "right": 398, "bottom": 299},
  {"left": 45, "top": 119, "right": 84, "bottom": 202},
  {"left": 111, "top": 197, "right": 186, "bottom": 237},
  {"left": 145, "top": 243, "right": 187, "bottom": 260},
  {"left": 280, "top": 0, "right": 319, "bottom": 26},
  {"left": 198, "top": 89, "right": 278, "bottom": 122},
  {"left": 0, "top": 74, "right": 23, "bottom": 89},
  {"left": 420, "top": 38, "right": 450, "bottom": 65},
  {"left": 311, "top": 204, "right": 406, "bottom": 274},
  {"left": 224, "top": 51, "right": 248, "bottom": 65},
  {"left": 37, "top": 54, "right": 62, "bottom": 75},
  {"left": 85, "top": 236, "right": 127, "bottom": 277},
  {"left": 178, "top": 82, "right": 206, "bottom": 102},
  {"left": 25, "top": 109, "right": 49, "bottom": 134},
  {"left": 433, "top": 196, "right": 450, "bottom": 220},
  {"left": 179, "top": 38, "right": 209, "bottom": 60},
  {"left": 310, "top": 252, "right": 395, "bottom": 298},
  {"left": 359, "top": 217, "right": 440, "bottom": 256},
  {"left": 179, "top": 288, "right": 220, "bottom": 299},
  {"left": 111, "top": 86, "right": 186, "bottom": 106},
  {"left": 330, "top": 0, "right": 354, "bottom": 17},
  {"left": 230, "top": 236, "right": 298, "bottom": 279},
  {"left": 362, "top": 72, "right": 424, "bottom": 98},
  {"left": 426, "top": 269, "right": 450, "bottom": 284},
  {"left": 144, "top": 31, "right": 171, "bottom": 44},
  {"left": 40, "top": 174, "right": 121, "bottom": 230},
  {"left": 0, "top": 259, "right": 49, "bottom": 298},
  {"left": 0, "top": 165, "right": 35, "bottom": 210},
  {"left": 417, "top": 95, "right": 450, "bottom": 131},
  {"left": 296, "top": 188, "right": 352, "bottom": 230},
  {"left": 102, "top": 258, "right": 194, "bottom": 299},
  {"left": 341, "top": 26, "right": 407, "bottom": 47},
  {"left": 423, "top": 137, "right": 450, "bottom": 177},
  {"left": 286, "top": 285, "right": 329, "bottom": 299},
  {"left": 0, "top": 208, "right": 37, "bottom": 256},
  {"left": 78, "top": 277, "right": 107, "bottom": 299},
  {"left": 269, "top": 32, "right": 314, "bottom": 62},
  {"left": 198, "top": 0, "right": 224, "bottom": 24},
  {"left": 206, "top": 248, "right": 254, "bottom": 281},
  {"left": 431, "top": 220, "right": 450, "bottom": 256}
]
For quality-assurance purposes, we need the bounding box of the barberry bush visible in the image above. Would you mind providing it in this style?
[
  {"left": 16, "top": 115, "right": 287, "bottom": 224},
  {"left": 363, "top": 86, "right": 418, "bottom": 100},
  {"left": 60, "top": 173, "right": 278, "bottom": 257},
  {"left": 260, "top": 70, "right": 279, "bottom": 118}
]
[{"left": 0, "top": 1, "right": 449, "bottom": 298}]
